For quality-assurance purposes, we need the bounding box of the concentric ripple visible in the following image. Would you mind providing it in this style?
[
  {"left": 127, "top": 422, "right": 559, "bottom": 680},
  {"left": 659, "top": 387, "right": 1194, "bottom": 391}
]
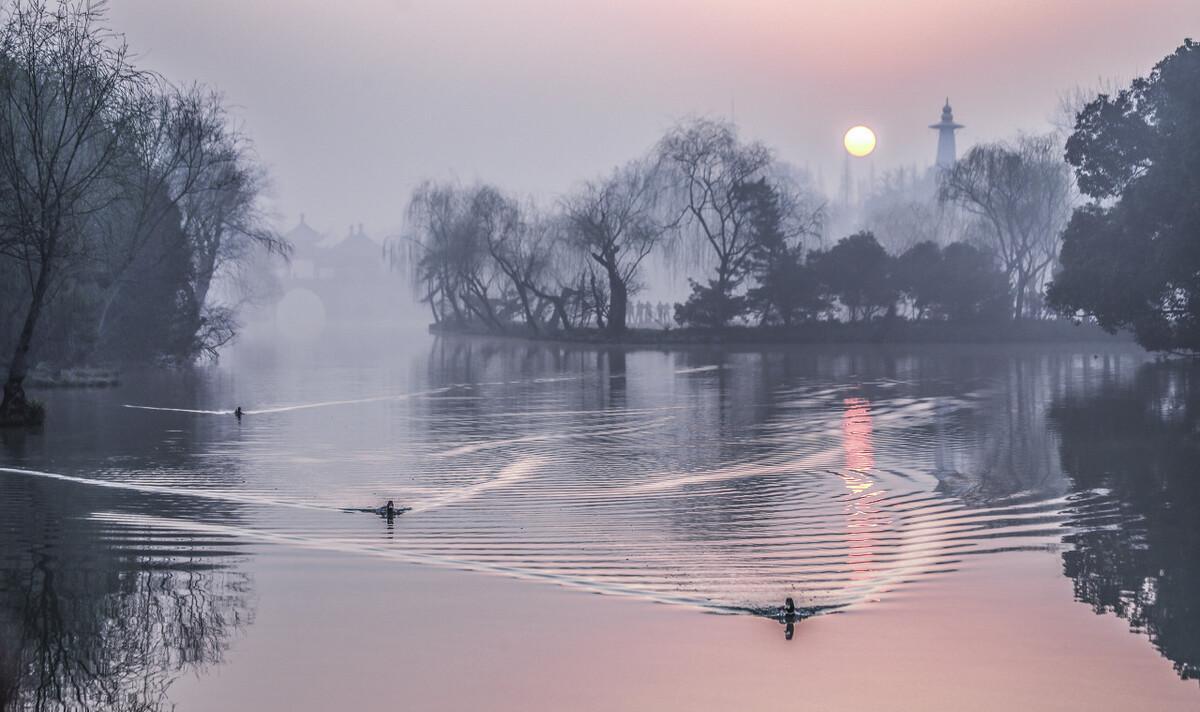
[{"left": 4, "top": 346, "right": 1141, "bottom": 620}]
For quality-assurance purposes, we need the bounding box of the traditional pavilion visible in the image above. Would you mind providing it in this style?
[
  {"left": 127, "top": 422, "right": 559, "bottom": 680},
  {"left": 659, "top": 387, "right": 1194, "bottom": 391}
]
[{"left": 277, "top": 217, "right": 398, "bottom": 320}]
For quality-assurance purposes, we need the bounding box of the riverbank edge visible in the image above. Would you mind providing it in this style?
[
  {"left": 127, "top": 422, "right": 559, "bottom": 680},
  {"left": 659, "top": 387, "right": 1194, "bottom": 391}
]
[{"left": 429, "top": 319, "right": 1134, "bottom": 349}]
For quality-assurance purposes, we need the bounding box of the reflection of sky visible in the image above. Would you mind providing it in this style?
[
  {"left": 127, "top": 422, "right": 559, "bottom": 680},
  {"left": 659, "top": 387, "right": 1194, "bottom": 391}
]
[
  {"left": 9, "top": 336, "right": 1194, "bottom": 707},
  {"left": 4, "top": 338, "right": 1153, "bottom": 622}
]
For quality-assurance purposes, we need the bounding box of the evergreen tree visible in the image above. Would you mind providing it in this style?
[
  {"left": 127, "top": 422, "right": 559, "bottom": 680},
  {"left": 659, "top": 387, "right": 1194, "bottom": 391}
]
[{"left": 1048, "top": 40, "right": 1200, "bottom": 351}]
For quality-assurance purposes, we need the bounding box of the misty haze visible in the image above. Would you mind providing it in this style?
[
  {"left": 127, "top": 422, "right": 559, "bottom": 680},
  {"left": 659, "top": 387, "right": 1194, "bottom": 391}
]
[{"left": 2, "top": 1, "right": 1200, "bottom": 710}]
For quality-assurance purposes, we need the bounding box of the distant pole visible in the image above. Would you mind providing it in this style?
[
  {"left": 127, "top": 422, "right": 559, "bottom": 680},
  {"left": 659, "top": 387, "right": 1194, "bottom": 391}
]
[{"left": 840, "top": 153, "right": 852, "bottom": 206}]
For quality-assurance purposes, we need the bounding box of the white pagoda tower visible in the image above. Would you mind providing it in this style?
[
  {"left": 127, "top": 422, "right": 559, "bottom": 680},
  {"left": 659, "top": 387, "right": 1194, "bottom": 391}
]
[{"left": 930, "top": 99, "right": 963, "bottom": 169}]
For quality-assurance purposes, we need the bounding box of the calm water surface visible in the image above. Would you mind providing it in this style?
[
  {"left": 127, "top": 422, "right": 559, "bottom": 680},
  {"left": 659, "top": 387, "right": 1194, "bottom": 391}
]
[{"left": 1, "top": 331, "right": 1198, "bottom": 710}]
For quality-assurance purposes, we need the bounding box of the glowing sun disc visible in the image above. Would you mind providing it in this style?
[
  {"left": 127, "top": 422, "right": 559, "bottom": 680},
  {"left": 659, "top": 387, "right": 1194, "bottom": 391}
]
[{"left": 844, "top": 125, "right": 877, "bottom": 157}]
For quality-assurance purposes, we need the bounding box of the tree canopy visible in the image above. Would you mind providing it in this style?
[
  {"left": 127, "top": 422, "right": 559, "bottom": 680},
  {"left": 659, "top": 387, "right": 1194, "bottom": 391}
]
[
  {"left": 1048, "top": 40, "right": 1200, "bottom": 352},
  {"left": 0, "top": 1, "right": 284, "bottom": 424}
]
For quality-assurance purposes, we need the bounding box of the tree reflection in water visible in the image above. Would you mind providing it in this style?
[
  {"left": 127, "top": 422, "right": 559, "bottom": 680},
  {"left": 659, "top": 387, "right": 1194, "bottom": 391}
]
[
  {"left": 0, "top": 478, "right": 252, "bottom": 711},
  {"left": 1049, "top": 363, "right": 1200, "bottom": 683}
]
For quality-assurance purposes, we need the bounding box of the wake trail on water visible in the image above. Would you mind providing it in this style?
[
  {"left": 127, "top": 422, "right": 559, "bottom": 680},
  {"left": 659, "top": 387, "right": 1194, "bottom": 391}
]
[
  {"left": 409, "top": 457, "right": 544, "bottom": 513},
  {"left": 87, "top": 510, "right": 817, "bottom": 617},
  {"left": 118, "top": 373, "right": 598, "bottom": 418},
  {"left": 0, "top": 465, "right": 335, "bottom": 512},
  {"left": 617, "top": 446, "right": 845, "bottom": 495},
  {"left": 0, "top": 456, "right": 548, "bottom": 517},
  {"left": 122, "top": 387, "right": 454, "bottom": 416},
  {"left": 432, "top": 416, "right": 675, "bottom": 458},
  {"left": 121, "top": 405, "right": 233, "bottom": 415},
  {"left": 674, "top": 365, "right": 724, "bottom": 374}
]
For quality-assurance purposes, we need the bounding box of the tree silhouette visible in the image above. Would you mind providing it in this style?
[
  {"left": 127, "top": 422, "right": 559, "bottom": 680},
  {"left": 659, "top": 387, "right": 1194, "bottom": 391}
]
[
  {"left": 562, "top": 160, "right": 666, "bottom": 335},
  {"left": 808, "top": 232, "right": 896, "bottom": 322},
  {"left": 939, "top": 135, "right": 1072, "bottom": 320},
  {"left": 1048, "top": 40, "right": 1200, "bottom": 352}
]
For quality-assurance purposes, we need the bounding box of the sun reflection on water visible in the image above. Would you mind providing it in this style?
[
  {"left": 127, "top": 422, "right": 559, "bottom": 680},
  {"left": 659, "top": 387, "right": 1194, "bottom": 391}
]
[{"left": 842, "top": 397, "right": 880, "bottom": 579}]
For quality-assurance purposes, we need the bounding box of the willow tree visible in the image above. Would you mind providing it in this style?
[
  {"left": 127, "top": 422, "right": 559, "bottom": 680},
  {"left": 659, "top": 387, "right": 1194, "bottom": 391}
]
[
  {"left": 406, "top": 181, "right": 508, "bottom": 330},
  {"left": 938, "top": 134, "right": 1073, "bottom": 319},
  {"left": 474, "top": 187, "right": 569, "bottom": 333},
  {"left": 658, "top": 118, "right": 773, "bottom": 299},
  {"left": 0, "top": 1, "right": 146, "bottom": 422},
  {"left": 561, "top": 159, "right": 665, "bottom": 336}
]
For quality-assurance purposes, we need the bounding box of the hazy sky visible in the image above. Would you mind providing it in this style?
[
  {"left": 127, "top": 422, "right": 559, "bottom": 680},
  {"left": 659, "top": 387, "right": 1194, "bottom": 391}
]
[{"left": 108, "top": 0, "right": 1200, "bottom": 239}]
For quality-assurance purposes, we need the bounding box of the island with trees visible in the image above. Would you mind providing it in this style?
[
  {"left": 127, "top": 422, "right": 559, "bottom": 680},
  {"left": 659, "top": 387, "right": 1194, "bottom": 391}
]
[
  {"left": 3, "top": 2, "right": 1197, "bottom": 429},
  {"left": 396, "top": 108, "right": 1132, "bottom": 347}
]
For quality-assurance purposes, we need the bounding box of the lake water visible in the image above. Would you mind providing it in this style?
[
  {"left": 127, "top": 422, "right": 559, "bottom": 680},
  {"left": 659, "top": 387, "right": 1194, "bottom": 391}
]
[{"left": 2, "top": 330, "right": 1198, "bottom": 710}]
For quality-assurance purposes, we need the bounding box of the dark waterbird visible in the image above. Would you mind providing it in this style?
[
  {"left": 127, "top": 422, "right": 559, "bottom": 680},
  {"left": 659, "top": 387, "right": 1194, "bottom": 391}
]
[
  {"left": 343, "top": 500, "right": 411, "bottom": 519},
  {"left": 781, "top": 597, "right": 798, "bottom": 641}
]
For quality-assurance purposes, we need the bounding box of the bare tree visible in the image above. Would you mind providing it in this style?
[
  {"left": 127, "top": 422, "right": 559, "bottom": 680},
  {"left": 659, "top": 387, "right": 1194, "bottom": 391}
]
[
  {"left": 657, "top": 118, "right": 773, "bottom": 296},
  {"left": 171, "top": 101, "right": 286, "bottom": 359},
  {"left": 474, "top": 187, "right": 550, "bottom": 333},
  {"left": 1053, "top": 77, "right": 1126, "bottom": 136},
  {"left": 520, "top": 216, "right": 591, "bottom": 331},
  {"left": 403, "top": 181, "right": 465, "bottom": 325},
  {"left": 0, "top": 0, "right": 148, "bottom": 419},
  {"left": 561, "top": 159, "right": 665, "bottom": 335},
  {"left": 405, "top": 181, "right": 507, "bottom": 330},
  {"left": 939, "top": 134, "right": 1073, "bottom": 319},
  {"left": 92, "top": 84, "right": 282, "bottom": 358},
  {"left": 860, "top": 165, "right": 976, "bottom": 254}
]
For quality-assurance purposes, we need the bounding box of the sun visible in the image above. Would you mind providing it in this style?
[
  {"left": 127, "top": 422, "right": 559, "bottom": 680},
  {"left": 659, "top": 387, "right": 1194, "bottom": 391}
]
[{"left": 844, "top": 125, "right": 877, "bottom": 157}]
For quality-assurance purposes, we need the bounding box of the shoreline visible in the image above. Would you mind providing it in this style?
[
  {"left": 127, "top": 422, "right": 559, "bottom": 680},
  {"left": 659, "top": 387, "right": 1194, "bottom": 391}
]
[{"left": 429, "top": 319, "right": 1134, "bottom": 350}]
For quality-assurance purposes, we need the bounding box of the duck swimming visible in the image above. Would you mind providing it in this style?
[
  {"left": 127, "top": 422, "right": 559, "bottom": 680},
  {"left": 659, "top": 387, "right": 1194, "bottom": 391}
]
[
  {"left": 343, "top": 501, "right": 410, "bottom": 517},
  {"left": 781, "top": 597, "right": 798, "bottom": 641}
]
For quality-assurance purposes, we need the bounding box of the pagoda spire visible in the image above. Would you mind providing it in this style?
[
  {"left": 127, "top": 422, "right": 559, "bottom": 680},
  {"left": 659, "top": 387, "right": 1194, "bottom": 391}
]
[{"left": 930, "top": 98, "right": 963, "bottom": 169}]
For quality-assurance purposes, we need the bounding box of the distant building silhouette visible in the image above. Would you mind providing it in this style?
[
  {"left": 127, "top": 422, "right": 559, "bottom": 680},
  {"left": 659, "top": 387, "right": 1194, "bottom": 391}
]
[
  {"left": 325, "top": 223, "right": 384, "bottom": 282},
  {"left": 282, "top": 214, "right": 324, "bottom": 280},
  {"left": 276, "top": 216, "right": 401, "bottom": 322},
  {"left": 930, "top": 99, "right": 963, "bottom": 169}
]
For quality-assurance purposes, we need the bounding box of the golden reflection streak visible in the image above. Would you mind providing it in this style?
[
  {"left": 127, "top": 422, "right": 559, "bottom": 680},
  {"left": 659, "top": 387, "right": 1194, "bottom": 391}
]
[{"left": 842, "top": 397, "right": 880, "bottom": 579}]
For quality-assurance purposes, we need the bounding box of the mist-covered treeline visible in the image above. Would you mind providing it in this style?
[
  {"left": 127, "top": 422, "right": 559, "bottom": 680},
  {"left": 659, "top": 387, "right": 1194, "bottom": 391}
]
[
  {"left": 398, "top": 117, "right": 1072, "bottom": 338},
  {"left": 0, "top": 1, "right": 286, "bottom": 423}
]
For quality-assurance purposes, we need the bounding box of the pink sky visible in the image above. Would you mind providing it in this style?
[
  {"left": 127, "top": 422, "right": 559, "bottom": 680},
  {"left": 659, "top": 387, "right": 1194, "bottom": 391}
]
[{"left": 108, "top": 0, "right": 1200, "bottom": 235}]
